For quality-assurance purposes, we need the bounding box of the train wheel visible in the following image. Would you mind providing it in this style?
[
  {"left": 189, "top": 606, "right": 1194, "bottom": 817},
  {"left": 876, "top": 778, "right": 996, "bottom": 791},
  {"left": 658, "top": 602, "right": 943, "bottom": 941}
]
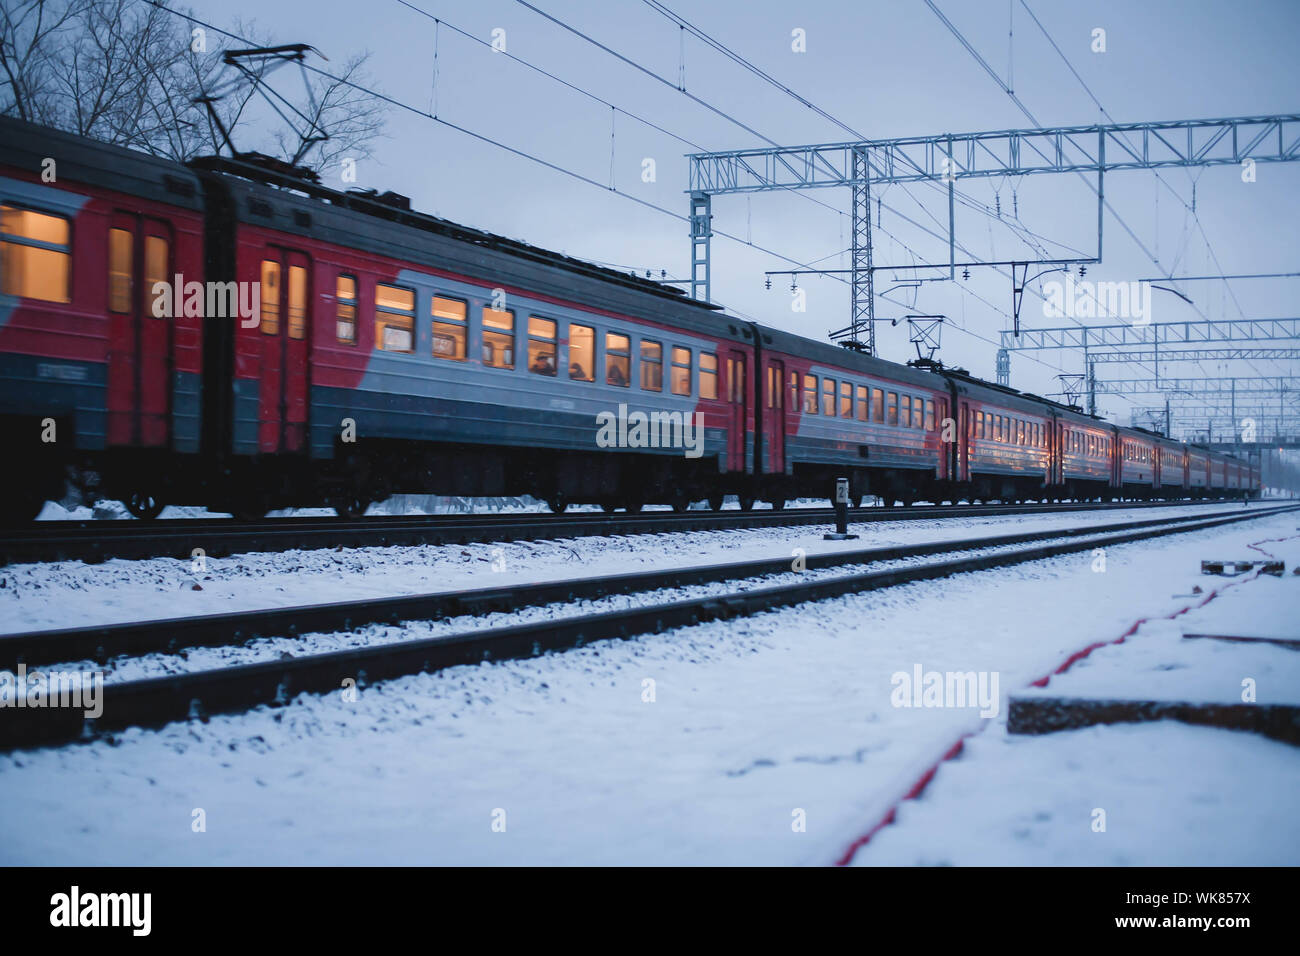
[
  {"left": 707, "top": 494, "right": 725, "bottom": 511},
  {"left": 668, "top": 492, "right": 690, "bottom": 513},
  {"left": 624, "top": 498, "right": 645, "bottom": 514},
  {"left": 125, "top": 491, "right": 164, "bottom": 521},
  {"left": 770, "top": 497, "right": 786, "bottom": 511},
  {"left": 546, "top": 495, "right": 569, "bottom": 514},
  {"left": 601, "top": 501, "right": 617, "bottom": 514},
  {"left": 738, "top": 495, "right": 756, "bottom": 512},
  {"left": 330, "top": 493, "right": 370, "bottom": 519}
]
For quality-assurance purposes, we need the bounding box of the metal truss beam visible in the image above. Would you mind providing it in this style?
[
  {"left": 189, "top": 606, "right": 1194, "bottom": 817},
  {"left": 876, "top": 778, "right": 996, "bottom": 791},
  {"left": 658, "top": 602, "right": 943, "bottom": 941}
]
[
  {"left": 1000, "top": 317, "right": 1300, "bottom": 350},
  {"left": 1084, "top": 348, "right": 1300, "bottom": 363},
  {"left": 1096, "top": 377, "right": 1300, "bottom": 395},
  {"left": 689, "top": 114, "right": 1300, "bottom": 193}
]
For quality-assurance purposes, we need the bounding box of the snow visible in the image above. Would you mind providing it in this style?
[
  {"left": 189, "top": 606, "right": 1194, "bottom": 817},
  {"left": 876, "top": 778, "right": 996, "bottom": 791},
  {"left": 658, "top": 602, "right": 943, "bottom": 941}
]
[
  {"left": 0, "top": 502, "right": 1255, "bottom": 636},
  {"left": 0, "top": 507, "right": 1294, "bottom": 865}
]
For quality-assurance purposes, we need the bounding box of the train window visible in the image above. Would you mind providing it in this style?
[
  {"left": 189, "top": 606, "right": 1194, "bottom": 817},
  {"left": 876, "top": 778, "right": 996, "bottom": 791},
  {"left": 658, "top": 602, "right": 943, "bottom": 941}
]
[
  {"left": 640, "top": 339, "right": 663, "bottom": 390},
  {"left": 336, "top": 275, "right": 358, "bottom": 343},
  {"left": 108, "top": 228, "right": 132, "bottom": 313},
  {"left": 871, "top": 388, "right": 884, "bottom": 423},
  {"left": 145, "top": 235, "right": 168, "bottom": 319},
  {"left": 803, "top": 374, "right": 818, "bottom": 414},
  {"left": 527, "top": 316, "right": 558, "bottom": 376},
  {"left": 856, "top": 385, "right": 868, "bottom": 421},
  {"left": 899, "top": 395, "right": 911, "bottom": 428},
  {"left": 767, "top": 365, "right": 781, "bottom": 408},
  {"left": 605, "top": 332, "right": 630, "bottom": 386},
  {"left": 375, "top": 283, "right": 415, "bottom": 352},
  {"left": 975, "top": 411, "right": 983, "bottom": 438},
  {"left": 820, "top": 378, "right": 834, "bottom": 416},
  {"left": 788, "top": 371, "right": 799, "bottom": 411},
  {"left": 260, "top": 260, "right": 280, "bottom": 335},
  {"left": 840, "top": 381, "right": 852, "bottom": 417},
  {"left": 568, "top": 323, "right": 595, "bottom": 381},
  {"left": 925, "top": 400, "right": 935, "bottom": 431},
  {"left": 671, "top": 347, "right": 692, "bottom": 396},
  {"left": 432, "top": 295, "right": 466, "bottom": 360},
  {"left": 482, "top": 306, "right": 515, "bottom": 369},
  {"left": 0, "top": 205, "right": 70, "bottom": 302},
  {"left": 287, "top": 264, "right": 307, "bottom": 340},
  {"left": 1017, "top": 421, "right": 1025, "bottom": 445},
  {"left": 699, "top": 352, "right": 718, "bottom": 399},
  {"left": 886, "top": 392, "right": 898, "bottom": 426},
  {"left": 729, "top": 358, "right": 745, "bottom": 404}
]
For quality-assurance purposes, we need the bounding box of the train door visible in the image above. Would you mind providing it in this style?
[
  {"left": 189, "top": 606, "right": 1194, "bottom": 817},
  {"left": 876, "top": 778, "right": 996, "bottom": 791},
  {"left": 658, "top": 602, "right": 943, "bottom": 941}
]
[
  {"left": 256, "top": 248, "right": 311, "bottom": 453},
  {"left": 765, "top": 359, "right": 785, "bottom": 473},
  {"left": 725, "top": 350, "right": 748, "bottom": 472},
  {"left": 106, "top": 214, "right": 173, "bottom": 447}
]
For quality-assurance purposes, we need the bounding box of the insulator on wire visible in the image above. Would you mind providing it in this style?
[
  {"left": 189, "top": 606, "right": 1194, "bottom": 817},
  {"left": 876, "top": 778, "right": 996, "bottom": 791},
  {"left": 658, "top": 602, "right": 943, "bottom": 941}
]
[
  {"left": 962, "top": 268, "right": 970, "bottom": 280},
  {"left": 765, "top": 276, "right": 772, "bottom": 290}
]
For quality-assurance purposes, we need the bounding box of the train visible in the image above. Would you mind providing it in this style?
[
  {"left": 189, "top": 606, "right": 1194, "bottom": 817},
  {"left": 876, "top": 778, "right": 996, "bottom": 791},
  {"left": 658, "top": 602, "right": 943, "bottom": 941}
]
[{"left": 0, "top": 116, "right": 1260, "bottom": 522}]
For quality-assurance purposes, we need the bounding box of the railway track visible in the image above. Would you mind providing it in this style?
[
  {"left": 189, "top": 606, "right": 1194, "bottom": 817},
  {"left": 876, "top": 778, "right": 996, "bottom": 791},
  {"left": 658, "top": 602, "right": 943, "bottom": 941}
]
[
  {"left": 0, "top": 497, "right": 1262, "bottom": 565},
  {"left": 2, "top": 502, "right": 1294, "bottom": 752}
]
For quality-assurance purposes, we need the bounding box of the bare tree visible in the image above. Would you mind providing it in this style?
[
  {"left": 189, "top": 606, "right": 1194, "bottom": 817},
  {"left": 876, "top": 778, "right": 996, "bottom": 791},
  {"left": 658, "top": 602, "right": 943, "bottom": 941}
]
[{"left": 0, "top": 0, "right": 386, "bottom": 167}]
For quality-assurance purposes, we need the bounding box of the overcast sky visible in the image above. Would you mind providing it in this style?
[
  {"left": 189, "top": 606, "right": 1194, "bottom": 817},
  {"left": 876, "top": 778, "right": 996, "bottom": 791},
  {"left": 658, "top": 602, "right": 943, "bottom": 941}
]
[{"left": 187, "top": 0, "right": 1300, "bottom": 431}]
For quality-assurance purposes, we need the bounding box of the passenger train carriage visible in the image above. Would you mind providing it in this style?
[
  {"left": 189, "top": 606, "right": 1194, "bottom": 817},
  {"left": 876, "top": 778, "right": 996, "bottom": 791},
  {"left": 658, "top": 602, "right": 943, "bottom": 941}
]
[{"left": 0, "top": 117, "right": 1259, "bottom": 521}]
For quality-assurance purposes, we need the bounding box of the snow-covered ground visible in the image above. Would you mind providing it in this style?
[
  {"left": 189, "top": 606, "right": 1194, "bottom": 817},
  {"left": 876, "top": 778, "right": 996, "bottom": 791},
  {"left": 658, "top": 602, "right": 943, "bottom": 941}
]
[
  {"left": 0, "top": 502, "right": 1254, "bottom": 635},
  {"left": 851, "top": 533, "right": 1300, "bottom": 866},
  {"left": 0, "top": 507, "right": 1294, "bottom": 865}
]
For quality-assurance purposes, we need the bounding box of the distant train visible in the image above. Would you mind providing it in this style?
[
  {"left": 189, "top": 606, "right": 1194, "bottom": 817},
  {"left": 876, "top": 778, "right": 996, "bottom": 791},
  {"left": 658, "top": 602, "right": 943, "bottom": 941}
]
[{"left": 0, "top": 116, "right": 1259, "bottom": 522}]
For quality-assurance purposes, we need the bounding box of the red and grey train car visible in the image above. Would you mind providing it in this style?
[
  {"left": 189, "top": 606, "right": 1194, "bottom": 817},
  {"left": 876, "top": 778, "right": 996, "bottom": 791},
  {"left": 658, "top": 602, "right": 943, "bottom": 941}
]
[{"left": 0, "top": 117, "right": 1259, "bottom": 520}]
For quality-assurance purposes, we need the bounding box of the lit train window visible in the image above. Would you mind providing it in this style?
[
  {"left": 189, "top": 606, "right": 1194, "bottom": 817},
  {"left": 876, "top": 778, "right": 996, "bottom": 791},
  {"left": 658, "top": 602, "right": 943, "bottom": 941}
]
[
  {"left": 729, "top": 358, "right": 745, "bottom": 404},
  {"left": 260, "top": 260, "right": 280, "bottom": 335},
  {"left": 821, "top": 378, "right": 835, "bottom": 416},
  {"left": 671, "top": 347, "right": 691, "bottom": 396},
  {"left": 975, "top": 411, "right": 984, "bottom": 438},
  {"left": 527, "top": 316, "right": 557, "bottom": 376},
  {"left": 787, "top": 370, "right": 799, "bottom": 410},
  {"left": 803, "top": 374, "right": 817, "bottom": 414},
  {"left": 568, "top": 324, "right": 594, "bottom": 381},
  {"left": 375, "top": 283, "right": 415, "bottom": 352},
  {"left": 899, "top": 395, "right": 911, "bottom": 428},
  {"left": 0, "top": 205, "right": 70, "bottom": 302},
  {"left": 886, "top": 392, "right": 898, "bottom": 426},
  {"left": 108, "top": 228, "right": 132, "bottom": 313},
  {"left": 605, "top": 332, "right": 630, "bottom": 386},
  {"left": 1017, "top": 421, "right": 1025, "bottom": 445},
  {"left": 145, "top": 236, "right": 168, "bottom": 319},
  {"left": 640, "top": 339, "right": 662, "bottom": 390},
  {"left": 336, "top": 275, "right": 358, "bottom": 343},
  {"left": 871, "top": 388, "right": 883, "bottom": 423},
  {"left": 699, "top": 352, "right": 718, "bottom": 399},
  {"left": 840, "top": 381, "right": 852, "bottom": 417},
  {"left": 856, "top": 385, "right": 868, "bottom": 422},
  {"left": 925, "top": 400, "right": 935, "bottom": 431},
  {"left": 287, "top": 264, "right": 306, "bottom": 340},
  {"left": 482, "top": 305, "right": 515, "bottom": 368}
]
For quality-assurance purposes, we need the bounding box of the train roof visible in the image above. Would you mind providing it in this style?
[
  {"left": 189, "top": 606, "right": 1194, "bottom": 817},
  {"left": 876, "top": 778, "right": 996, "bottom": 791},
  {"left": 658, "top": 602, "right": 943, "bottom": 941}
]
[{"left": 0, "top": 115, "right": 204, "bottom": 212}]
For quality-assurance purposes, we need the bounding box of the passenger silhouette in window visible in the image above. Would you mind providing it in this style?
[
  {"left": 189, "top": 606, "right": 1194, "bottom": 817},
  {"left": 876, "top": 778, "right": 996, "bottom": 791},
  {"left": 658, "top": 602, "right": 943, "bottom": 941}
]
[
  {"left": 607, "top": 363, "right": 628, "bottom": 387},
  {"left": 570, "top": 362, "right": 587, "bottom": 380}
]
